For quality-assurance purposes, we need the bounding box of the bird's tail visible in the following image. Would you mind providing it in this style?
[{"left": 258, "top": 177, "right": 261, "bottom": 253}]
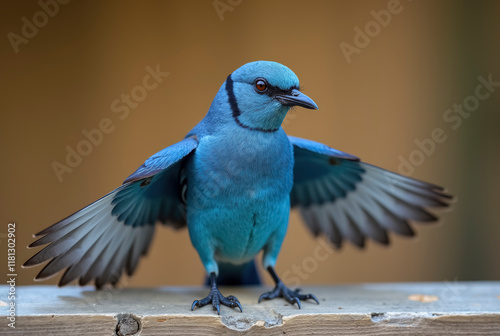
[{"left": 205, "top": 260, "right": 260, "bottom": 286}]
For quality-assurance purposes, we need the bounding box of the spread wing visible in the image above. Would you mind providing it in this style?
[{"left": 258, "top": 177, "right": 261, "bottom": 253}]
[
  {"left": 23, "top": 136, "right": 198, "bottom": 288},
  {"left": 289, "top": 136, "right": 452, "bottom": 248}
]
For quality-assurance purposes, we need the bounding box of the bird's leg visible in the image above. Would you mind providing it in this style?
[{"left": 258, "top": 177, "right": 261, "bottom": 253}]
[
  {"left": 258, "top": 266, "right": 319, "bottom": 309},
  {"left": 191, "top": 272, "right": 242, "bottom": 314}
]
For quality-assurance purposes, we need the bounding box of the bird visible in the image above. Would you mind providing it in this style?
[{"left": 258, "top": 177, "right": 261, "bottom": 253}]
[{"left": 23, "top": 61, "right": 453, "bottom": 314}]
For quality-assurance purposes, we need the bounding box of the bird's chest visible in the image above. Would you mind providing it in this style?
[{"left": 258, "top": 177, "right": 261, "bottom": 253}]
[
  {"left": 190, "top": 131, "right": 294, "bottom": 204},
  {"left": 185, "top": 131, "right": 293, "bottom": 262}
]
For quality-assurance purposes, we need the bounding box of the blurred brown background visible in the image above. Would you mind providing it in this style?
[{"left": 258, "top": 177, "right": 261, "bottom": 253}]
[{"left": 1, "top": 0, "right": 499, "bottom": 288}]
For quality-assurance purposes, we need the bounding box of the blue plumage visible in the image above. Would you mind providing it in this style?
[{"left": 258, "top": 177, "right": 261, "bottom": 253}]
[
  {"left": 208, "top": 260, "right": 260, "bottom": 286},
  {"left": 23, "top": 61, "right": 452, "bottom": 314}
]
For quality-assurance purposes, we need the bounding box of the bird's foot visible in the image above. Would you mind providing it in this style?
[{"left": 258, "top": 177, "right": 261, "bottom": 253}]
[
  {"left": 191, "top": 286, "right": 242, "bottom": 315},
  {"left": 258, "top": 282, "right": 319, "bottom": 309}
]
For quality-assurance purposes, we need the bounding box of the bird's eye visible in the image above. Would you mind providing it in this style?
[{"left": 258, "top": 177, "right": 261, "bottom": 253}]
[{"left": 255, "top": 79, "right": 267, "bottom": 92}]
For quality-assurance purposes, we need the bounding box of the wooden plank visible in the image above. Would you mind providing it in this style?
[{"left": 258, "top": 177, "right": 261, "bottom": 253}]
[{"left": 1, "top": 282, "right": 499, "bottom": 335}]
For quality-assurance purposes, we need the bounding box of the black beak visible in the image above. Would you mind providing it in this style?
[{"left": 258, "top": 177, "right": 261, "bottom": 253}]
[{"left": 276, "top": 89, "right": 318, "bottom": 110}]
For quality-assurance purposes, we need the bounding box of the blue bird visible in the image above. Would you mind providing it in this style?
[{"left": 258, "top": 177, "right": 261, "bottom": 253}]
[{"left": 23, "top": 61, "right": 452, "bottom": 314}]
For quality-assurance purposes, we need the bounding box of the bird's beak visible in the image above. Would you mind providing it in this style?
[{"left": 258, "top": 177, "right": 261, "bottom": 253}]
[{"left": 276, "top": 89, "right": 318, "bottom": 110}]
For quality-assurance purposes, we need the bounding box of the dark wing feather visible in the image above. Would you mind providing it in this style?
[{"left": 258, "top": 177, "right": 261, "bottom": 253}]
[
  {"left": 23, "top": 136, "right": 198, "bottom": 287},
  {"left": 290, "top": 136, "right": 452, "bottom": 248}
]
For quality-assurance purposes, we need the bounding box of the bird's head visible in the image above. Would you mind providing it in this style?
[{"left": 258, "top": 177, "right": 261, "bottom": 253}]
[{"left": 218, "top": 61, "right": 318, "bottom": 132}]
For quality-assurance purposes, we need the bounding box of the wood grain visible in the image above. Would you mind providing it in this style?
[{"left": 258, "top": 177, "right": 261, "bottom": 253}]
[{"left": 1, "top": 282, "right": 499, "bottom": 335}]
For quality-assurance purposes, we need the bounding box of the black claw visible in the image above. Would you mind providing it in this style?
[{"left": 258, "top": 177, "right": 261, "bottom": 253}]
[
  {"left": 258, "top": 281, "right": 318, "bottom": 309},
  {"left": 307, "top": 294, "right": 320, "bottom": 305},
  {"left": 191, "top": 300, "right": 199, "bottom": 311},
  {"left": 191, "top": 286, "right": 242, "bottom": 314}
]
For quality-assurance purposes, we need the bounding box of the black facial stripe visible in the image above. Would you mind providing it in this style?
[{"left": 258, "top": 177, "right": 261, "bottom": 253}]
[
  {"left": 225, "top": 74, "right": 279, "bottom": 133},
  {"left": 257, "top": 79, "right": 299, "bottom": 98}
]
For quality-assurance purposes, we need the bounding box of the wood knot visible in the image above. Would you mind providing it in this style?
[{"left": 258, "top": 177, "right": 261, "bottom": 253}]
[{"left": 116, "top": 314, "right": 141, "bottom": 336}]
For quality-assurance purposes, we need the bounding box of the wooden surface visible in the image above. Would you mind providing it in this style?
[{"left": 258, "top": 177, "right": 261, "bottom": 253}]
[{"left": 1, "top": 282, "right": 499, "bottom": 335}]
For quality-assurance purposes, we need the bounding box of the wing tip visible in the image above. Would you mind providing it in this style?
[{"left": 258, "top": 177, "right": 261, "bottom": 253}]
[
  {"left": 33, "top": 229, "right": 50, "bottom": 238},
  {"left": 28, "top": 239, "right": 49, "bottom": 249},
  {"left": 22, "top": 256, "right": 43, "bottom": 268}
]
